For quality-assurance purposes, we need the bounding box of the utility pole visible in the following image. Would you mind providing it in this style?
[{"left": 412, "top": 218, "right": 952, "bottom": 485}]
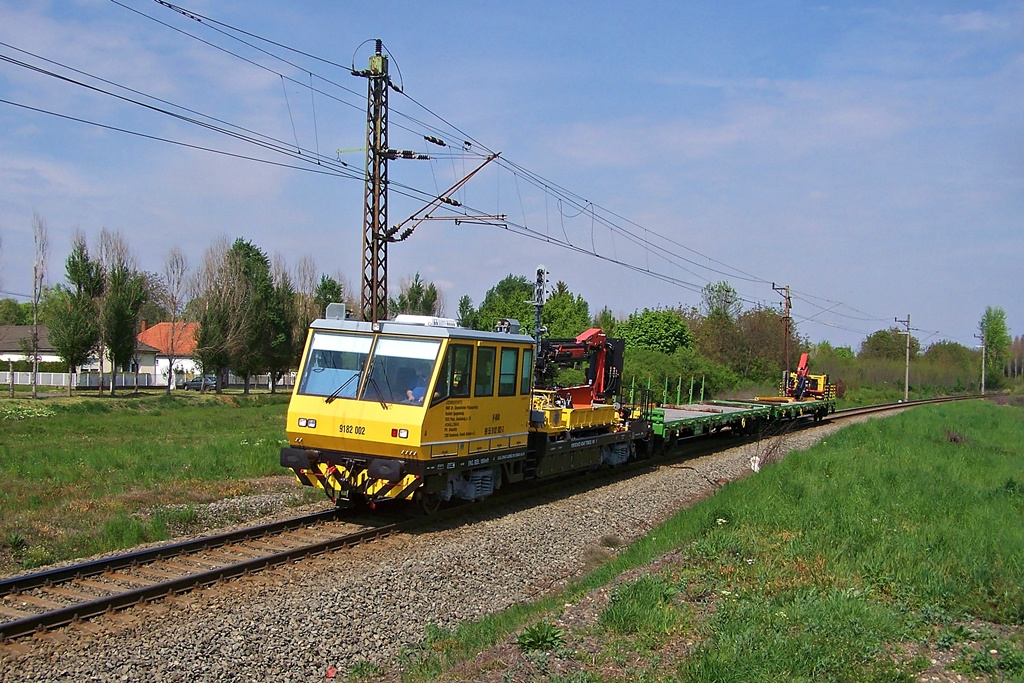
[
  {"left": 896, "top": 314, "right": 911, "bottom": 402},
  {"left": 974, "top": 333, "right": 986, "bottom": 395},
  {"left": 772, "top": 283, "right": 792, "bottom": 378},
  {"left": 351, "top": 40, "right": 492, "bottom": 324},
  {"left": 354, "top": 40, "right": 391, "bottom": 324}
]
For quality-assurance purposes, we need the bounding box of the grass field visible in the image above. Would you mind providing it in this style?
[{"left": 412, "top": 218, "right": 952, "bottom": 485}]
[
  {"left": 835, "top": 384, "right": 955, "bottom": 408},
  {"left": 396, "top": 400, "right": 1024, "bottom": 682},
  {"left": 0, "top": 391, "right": 305, "bottom": 571}
]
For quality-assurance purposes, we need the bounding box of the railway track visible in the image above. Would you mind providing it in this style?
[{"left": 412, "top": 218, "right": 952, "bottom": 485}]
[
  {"left": 0, "top": 509, "right": 402, "bottom": 640},
  {"left": 832, "top": 394, "right": 981, "bottom": 420},
  {"left": 0, "top": 394, "right": 982, "bottom": 641}
]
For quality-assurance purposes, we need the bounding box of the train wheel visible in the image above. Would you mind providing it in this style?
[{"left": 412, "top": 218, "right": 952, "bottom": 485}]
[{"left": 416, "top": 491, "right": 442, "bottom": 516}]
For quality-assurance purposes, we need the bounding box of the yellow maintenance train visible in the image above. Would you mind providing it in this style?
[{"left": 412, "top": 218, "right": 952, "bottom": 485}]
[
  {"left": 279, "top": 305, "right": 647, "bottom": 512},
  {"left": 280, "top": 306, "right": 833, "bottom": 513}
]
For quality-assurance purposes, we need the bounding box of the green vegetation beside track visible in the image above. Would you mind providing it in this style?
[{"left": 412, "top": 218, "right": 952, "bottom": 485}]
[
  {"left": 0, "top": 392, "right": 304, "bottom": 572},
  {"left": 395, "top": 400, "right": 1024, "bottom": 682}
]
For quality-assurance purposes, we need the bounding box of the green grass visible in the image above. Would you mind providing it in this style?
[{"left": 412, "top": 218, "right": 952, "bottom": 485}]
[
  {"left": 396, "top": 399, "right": 1024, "bottom": 681},
  {"left": 0, "top": 391, "right": 296, "bottom": 569},
  {"left": 518, "top": 621, "right": 567, "bottom": 652},
  {"left": 599, "top": 573, "right": 684, "bottom": 639},
  {"left": 835, "top": 384, "right": 962, "bottom": 408}
]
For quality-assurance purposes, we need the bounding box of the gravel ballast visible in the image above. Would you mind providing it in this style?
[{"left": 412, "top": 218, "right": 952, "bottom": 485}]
[{"left": 0, "top": 418, "right": 871, "bottom": 682}]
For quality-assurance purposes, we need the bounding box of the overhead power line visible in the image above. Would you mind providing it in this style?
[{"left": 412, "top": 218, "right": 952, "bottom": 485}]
[
  {"left": 2, "top": 1, "right": 951, "bottom": 342},
  {"left": 134, "top": 1, "right": 786, "bottom": 302}
]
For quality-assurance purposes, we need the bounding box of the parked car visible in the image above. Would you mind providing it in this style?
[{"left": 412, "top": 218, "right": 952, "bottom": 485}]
[{"left": 183, "top": 375, "right": 217, "bottom": 391}]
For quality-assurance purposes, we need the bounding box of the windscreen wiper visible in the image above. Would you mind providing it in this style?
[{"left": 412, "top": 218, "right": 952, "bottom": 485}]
[
  {"left": 324, "top": 373, "right": 359, "bottom": 404},
  {"left": 367, "top": 377, "right": 390, "bottom": 410},
  {"left": 379, "top": 362, "right": 395, "bottom": 402}
]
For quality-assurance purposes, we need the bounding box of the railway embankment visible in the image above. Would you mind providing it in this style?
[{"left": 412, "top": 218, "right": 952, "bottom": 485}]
[
  {"left": 1, "top": 397, "right": 1018, "bottom": 682},
  {"left": 0, "top": 392, "right": 310, "bottom": 575},
  {"left": 394, "top": 399, "right": 1024, "bottom": 682}
]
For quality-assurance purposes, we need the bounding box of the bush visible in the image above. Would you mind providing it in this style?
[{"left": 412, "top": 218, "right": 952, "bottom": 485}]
[
  {"left": 5, "top": 360, "right": 68, "bottom": 372},
  {"left": 517, "top": 621, "right": 565, "bottom": 651},
  {"left": 624, "top": 347, "right": 738, "bottom": 402}
]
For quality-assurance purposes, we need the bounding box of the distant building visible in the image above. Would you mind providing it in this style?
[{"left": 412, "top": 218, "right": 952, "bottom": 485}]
[
  {"left": 136, "top": 320, "right": 200, "bottom": 385},
  {"left": 0, "top": 325, "right": 61, "bottom": 363},
  {"left": 1, "top": 323, "right": 159, "bottom": 375}
]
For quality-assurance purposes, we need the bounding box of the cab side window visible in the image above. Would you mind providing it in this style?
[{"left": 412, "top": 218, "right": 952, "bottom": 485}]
[
  {"left": 433, "top": 344, "right": 473, "bottom": 404},
  {"left": 498, "top": 348, "right": 519, "bottom": 397},
  {"left": 475, "top": 346, "right": 496, "bottom": 397},
  {"left": 520, "top": 349, "right": 533, "bottom": 394}
]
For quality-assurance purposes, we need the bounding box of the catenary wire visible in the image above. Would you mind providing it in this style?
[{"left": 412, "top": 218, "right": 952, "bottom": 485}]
[
  {"left": 38, "top": 3, "right": 944, "bottom": 339},
  {"left": 0, "top": 51, "right": 364, "bottom": 181},
  {"left": 0, "top": 98, "right": 354, "bottom": 179},
  {"left": 130, "top": 0, "right": 462, "bottom": 150},
  {"left": 133, "top": 1, "right": 824, "bottom": 310}
]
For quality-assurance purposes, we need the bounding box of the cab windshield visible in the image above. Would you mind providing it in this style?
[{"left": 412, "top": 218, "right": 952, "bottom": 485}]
[
  {"left": 363, "top": 337, "right": 440, "bottom": 405},
  {"left": 297, "top": 331, "right": 440, "bottom": 406}
]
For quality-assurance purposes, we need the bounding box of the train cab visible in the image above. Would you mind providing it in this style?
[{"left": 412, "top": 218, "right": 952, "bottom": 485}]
[{"left": 280, "top": 312, "right": 537, "bottom": 510}]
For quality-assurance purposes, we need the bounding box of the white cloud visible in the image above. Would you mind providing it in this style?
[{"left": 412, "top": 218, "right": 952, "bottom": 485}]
[
  {"left": 0, "top": 152, "right": 105, "bottom": 200},
  {"left": 940, "top": 11, "right": 1013, "bottom": 34},
  {"left": 544, "top": 77, "right": 912, "bottom": 170}
]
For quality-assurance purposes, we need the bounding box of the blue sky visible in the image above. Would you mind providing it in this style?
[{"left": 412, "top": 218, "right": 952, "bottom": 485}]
[{"left": 0, "top": 0, "right": 1020, "bottom": 350}]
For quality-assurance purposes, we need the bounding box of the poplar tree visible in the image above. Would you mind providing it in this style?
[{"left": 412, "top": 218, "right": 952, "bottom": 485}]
[
  {"left": 159, "top": 248, "right": 188, "bottom": 393},
  {"left": 102, "top": 263, "right": 147, "bottom": 396},
  {"left": 266, "top": 260, "right": 295, "bottom": 393},
  {"left": 978, "top": 306, "right": 1011, "bottom": 381},
  {"left": 475, "top": 274, "right": 534, "bottom": 333},
  {"left": 49, "top": 234, "right": 103, "bottom": 396},
  {"left": 192, "top": 239, "right": 239, "bottom": 393},
  {"left": 312, "top": 274, "right": 344, "bottom": 319},
  {"left": 228, "top": 238, "right": 276, "bottom": 394},
  {"left": 456, "top": 295, "right": 477, "bottom": 329},
  {"left": 29, "top": 214, "right": 48, "bottom": 399}
]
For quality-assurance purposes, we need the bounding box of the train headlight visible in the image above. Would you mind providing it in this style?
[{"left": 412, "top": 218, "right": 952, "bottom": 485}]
[
  {"left": 297, "top": 418, "right": 316, "bottom": 428},
  {"left": 298, "top": 418, "right": 306, "bottom": 427},
  {"left": 391, "top": 428, "right": 409, "bottom": 439}
]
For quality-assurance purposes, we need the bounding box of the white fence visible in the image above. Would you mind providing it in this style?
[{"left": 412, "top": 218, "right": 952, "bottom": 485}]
[
  {"left": 0, "top": 372, "right": 155, "bottom": 388},
  {"left": 0, "top": 372, "right": 294, "bottom": 390},
  {"left": 74, "top": 374, "right": 158, "bottom": 389},
  {"left": 0, "top": 372, "right": 72, "bottom": 387}
]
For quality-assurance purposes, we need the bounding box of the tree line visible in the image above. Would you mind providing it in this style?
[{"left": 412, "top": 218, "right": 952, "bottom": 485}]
[
  {"left": 2, "top": 223, "right": 1017, "bottom": 399},
  {"left": 3, "top": 224, "right": 358, "bottom": 396}
]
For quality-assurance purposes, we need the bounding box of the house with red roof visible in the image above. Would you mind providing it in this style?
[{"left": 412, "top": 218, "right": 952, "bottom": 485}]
[
  {"left": 136, "top": 321, "right": 200, "bottom": 387},
  {"left": 2, "top": 324, "right": 161, "bottom": 388}
]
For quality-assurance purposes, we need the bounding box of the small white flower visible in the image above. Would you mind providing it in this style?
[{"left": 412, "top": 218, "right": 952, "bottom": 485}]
[{"left": 716, "top": 518, "right": 728, "bottom": 525}]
